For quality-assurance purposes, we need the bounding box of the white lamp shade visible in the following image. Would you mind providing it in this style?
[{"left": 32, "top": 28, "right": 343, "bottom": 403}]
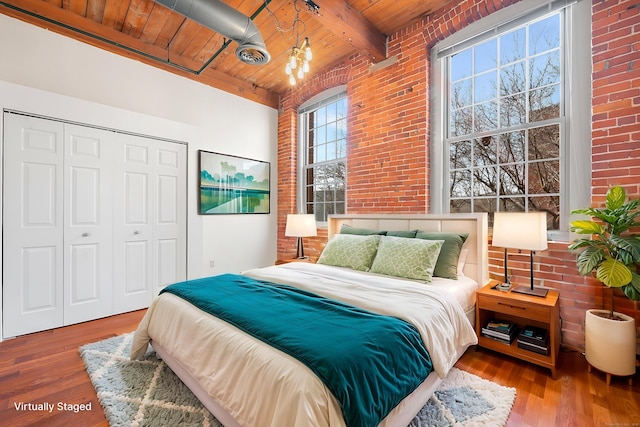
[
  {"left": 285, "top": 214, "right": 317, "bottom": 237},
  {"left": 492, "top": 212, "right": 548, "bottom": 251}
]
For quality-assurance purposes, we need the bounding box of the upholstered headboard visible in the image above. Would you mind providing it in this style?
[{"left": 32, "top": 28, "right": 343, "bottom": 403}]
[{"left": 327, "top": 213, "right": 489, "bottom": 286}]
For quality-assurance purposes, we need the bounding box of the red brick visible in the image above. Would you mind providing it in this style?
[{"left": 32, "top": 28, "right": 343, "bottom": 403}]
[{"left": 277, "top": 0, "right": 640, "bottom": 353}]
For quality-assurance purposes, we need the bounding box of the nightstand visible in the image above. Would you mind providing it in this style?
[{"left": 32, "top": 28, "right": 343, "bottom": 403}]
[
  {"left": 275, "top": 258, "right": 314, "bottom": 265},
  {"left": 475, "top": 280, "right": 560, "bottom": 379}
]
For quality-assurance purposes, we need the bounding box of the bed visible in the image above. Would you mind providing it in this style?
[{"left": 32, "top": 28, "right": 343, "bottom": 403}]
[{"left": 130, "top": 213, "right": 489, "bottom": 427}]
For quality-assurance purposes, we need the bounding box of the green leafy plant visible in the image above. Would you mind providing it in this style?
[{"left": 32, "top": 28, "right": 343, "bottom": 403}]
[{"left": 569, "top": 186, "right": 640, "bottom": 317}]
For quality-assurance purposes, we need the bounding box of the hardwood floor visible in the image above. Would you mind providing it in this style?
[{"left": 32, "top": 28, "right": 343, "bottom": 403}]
[
  {"left": 456, "top": 347, "right": 640, "bottom": 427},
  {"left": 0, "top": 310, "right": 145, "bottom": 427},
  {"left": 1, "top": 310, "right": 638, "bottom": 427}
]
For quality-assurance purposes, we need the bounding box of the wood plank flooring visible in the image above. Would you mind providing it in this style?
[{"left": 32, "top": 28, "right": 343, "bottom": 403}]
[{"left": 1, "top": 310, "right": 638, "bottom": 427}]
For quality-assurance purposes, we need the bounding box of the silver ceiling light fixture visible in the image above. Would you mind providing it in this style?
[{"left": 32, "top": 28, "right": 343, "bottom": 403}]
[{"left": 153, "top": 0, "right": 271, "bottom": 65}]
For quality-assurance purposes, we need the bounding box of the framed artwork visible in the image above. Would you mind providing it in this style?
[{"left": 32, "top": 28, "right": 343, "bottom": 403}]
[{"left": 198, "top": 150, "right": 271, "bottom": 215}]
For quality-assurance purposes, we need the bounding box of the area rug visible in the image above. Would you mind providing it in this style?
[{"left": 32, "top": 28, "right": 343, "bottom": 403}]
[{"left": 80, "top": 334, "right": 516, "bottom": 427}]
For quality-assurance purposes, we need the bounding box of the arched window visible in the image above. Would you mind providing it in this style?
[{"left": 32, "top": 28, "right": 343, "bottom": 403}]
[{"left": 298, "top": 86, "right": 348, "bottom": 223}]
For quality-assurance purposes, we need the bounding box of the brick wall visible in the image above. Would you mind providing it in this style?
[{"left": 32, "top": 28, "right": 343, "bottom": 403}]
[
  {"left": 589, "top": 0, "right": 640, "bottom": 343},
  {"left": 277, "top": 0, "right": 640, "bottom": 351},
  {"left": 592, "top": 0, "right": 640, "bottom": 197}
]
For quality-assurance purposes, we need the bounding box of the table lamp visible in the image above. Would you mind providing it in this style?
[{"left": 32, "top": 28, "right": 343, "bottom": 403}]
[
  {"left": 492, "top": 212, "right": 548, "bottom": 297},
  {"left": 285, "top": 214, "right": 317, "bottom": 259}
]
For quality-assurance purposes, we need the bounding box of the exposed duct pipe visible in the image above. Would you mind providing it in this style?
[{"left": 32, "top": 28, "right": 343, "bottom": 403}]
[{"left": 154, "top": 0, "right": 271, "bottom": 65}]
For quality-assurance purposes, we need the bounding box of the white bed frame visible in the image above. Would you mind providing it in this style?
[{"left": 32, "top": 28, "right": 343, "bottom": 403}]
[
  {"left": 327, "top": 213, "right": 489, "bottom": 287},
  {"left": 154, "top": 213, "right": 489, "bottom": 427}
]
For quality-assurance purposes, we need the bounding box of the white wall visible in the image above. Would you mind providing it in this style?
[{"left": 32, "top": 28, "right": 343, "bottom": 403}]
[{"left": 0, "top": 14, "right": 278, "bottom": 336}]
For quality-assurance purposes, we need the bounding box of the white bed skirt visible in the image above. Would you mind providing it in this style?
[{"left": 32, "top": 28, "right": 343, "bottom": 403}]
[{"left": 152, "top": 339, "right": 471, "bottom": 427}]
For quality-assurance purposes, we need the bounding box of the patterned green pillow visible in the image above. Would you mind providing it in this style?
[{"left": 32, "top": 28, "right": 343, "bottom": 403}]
[
  {"left": 385, "top": 229, "right": 419, "bottom": 238},
  {"left": 317, "top": 234, "right": 381, "bottom": 271},
  {"left": 369, "top": 236, "right": 444, "bottom": 282}
]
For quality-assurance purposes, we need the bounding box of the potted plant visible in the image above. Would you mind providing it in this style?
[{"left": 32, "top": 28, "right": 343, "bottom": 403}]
[{"left": 569, "top": 185, "right": 640, "bottom": 384}]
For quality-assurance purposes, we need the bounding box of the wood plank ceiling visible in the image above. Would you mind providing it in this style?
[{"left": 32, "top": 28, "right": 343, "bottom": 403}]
[{"left": 0, "top": 0, "right": 455, "bottom": 108}]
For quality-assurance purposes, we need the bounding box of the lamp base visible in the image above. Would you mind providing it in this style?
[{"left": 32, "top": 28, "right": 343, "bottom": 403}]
[{"left": 511, "top": 285, "right": 548, "bottom": 298}]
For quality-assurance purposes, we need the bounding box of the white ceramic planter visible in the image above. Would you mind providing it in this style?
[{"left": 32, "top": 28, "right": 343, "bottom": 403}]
[{"left": 585, "top": 309, "right": 636, "bottom": 379}]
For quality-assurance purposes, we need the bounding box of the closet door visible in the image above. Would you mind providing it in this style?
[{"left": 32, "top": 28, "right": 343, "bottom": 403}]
[
  {"left": 3, "top": 114, "right": 64, "bottom": 337},
  {"left": 112, "top": 136, "right": 153, "bottom": 313},
  {"left": 63, "top": 124, "right": 114, "bottom": 325},
  {"left": 153, "top": 140, "right": 187, "bottom": 295},
  {"left": 3, "top": 113, "right": 187, "bottom": 336},
  {"left": 112, "top": 135, "right": 186, "bottom": 313}
]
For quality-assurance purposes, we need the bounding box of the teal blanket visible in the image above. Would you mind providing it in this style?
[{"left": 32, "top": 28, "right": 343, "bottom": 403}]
[{"left": 161, "top": 274, "right": 433, "bottom": 427}]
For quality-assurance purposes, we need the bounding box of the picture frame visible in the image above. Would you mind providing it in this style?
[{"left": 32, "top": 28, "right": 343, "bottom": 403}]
[{"left": 198, "top": 150, "right": 271, "bottom": 215}]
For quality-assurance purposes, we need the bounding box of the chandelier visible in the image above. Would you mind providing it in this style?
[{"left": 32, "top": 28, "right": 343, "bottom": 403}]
[
  {"left": 285, "top": 37, "right": 312, "bottom": 86},
  {"left": 272, "top": 0, "right": 317, "bottom": 86}
]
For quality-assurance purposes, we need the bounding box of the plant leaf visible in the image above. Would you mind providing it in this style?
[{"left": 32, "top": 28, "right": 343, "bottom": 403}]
[
  {"left": 609, "top": 235, "right": 640, "bottom": 263},
  {"left": 570, "top": 208, "right": 596, "bottom": 216},
  {"left": 623, "top": 273, "right": 640, "bottom": 301},
  {"left": 568, "top": 240, "right": 595, "bottom": 251},
  {"left": 596, "top": 258, "right": 633, "bottom": 288},
  {"left": 606, "top": 186, "right": 626, "bottom": 210},
  {"left": 576, "top": 247, "right": 604, "bottom": 276},
  {"left": 622, "top": 284, "right": 640, "bottom": 301},
  {"left": 629, "top": 272, "right": 640, "bottom": 292},
  {"left": 570, "top": 220, "right": 604, "bottom": 235}
]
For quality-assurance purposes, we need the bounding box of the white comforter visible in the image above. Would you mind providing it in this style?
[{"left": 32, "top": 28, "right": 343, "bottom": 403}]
[{"left": 131, "top": 263, "right": 478, "bottom": 427}]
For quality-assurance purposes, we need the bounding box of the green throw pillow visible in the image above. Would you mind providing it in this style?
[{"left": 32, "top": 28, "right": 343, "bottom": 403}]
[
  {"left": 369, "top": 236, "right": 444, "bottom": 282},
  {"left": 415, "top": 232, "right": 469, "bottom": 279},
  {"left": 386, "top": 229, "right": 419, "bottom": 238},
  {"left": 340, "top": 224, "right": 386, "bottom": 235},
  {"left": 317, "top": 234, "right": 381, "bottom": 271}
]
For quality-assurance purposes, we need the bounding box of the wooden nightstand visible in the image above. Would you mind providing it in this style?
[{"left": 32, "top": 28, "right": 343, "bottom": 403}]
[
  {"left": 475, "top": 281, "right": 561, "bottom": 379},
  {"left": 275, "top": 258, "right": 314, "bottom": 265}
]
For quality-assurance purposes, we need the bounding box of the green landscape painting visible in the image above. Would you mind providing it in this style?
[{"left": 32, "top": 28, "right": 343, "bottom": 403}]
[{"left": 199, "top": 150, "right": 270, "bottom": 214}]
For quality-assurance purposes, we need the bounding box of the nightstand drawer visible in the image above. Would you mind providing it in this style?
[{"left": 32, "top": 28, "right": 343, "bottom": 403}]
[{"left": 479, "top": 295, "right": 550, "bottom": 322}]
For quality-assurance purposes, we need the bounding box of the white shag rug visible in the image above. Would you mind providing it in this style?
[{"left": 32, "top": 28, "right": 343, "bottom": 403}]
[{"left": 80, "top": 333, "right": 516, "bottom": 427}]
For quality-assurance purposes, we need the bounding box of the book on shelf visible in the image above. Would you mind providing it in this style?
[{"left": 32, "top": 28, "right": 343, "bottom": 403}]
[
  {"left": 483, "top": 332, "right": 517, "bottom": 345},
  {"left": 518, "top": 325, "right": 548, "bottom": 346},
  {"left": 481, "top": 319, "right": 518, "bottom": 344},
  {"left": 481, "top": 327, "right": 512, "bottom": 340},
  {"left": 485, "top": 319, "right": 515, "bottom": 333},
  {"left": 517, "top": 339, "right": 549, "bottom": 355}
]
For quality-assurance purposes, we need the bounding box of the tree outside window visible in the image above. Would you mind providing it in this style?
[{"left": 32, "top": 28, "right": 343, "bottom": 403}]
[{"left": 446, "top": 13, "right": 562, "bottom": 229}]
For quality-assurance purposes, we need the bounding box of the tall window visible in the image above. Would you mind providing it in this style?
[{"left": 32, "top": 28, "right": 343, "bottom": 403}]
[
  {"left": 299, "top": 89, "right": 347, "bottom": 223},
  {"left": 431, "top": 0, "right": 590, "bottom": 235},
  {"left": 448, "top": 12, "right": 561, "bottom": 228}
]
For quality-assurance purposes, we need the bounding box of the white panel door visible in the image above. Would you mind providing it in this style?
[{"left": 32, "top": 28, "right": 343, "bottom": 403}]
[
  {"left": 63, "top": 124, "right": 114, "bottom": 325},
  {"left": 112, "top": 135, "right": 186, "bottom": 313},
  {"left": 153, "top": 140, "right": 187, "bottom": 295},
  {"left": 3, "top": 114, "right": 64, "bottom": 337},
  {"left": 112, "top": 136, "right": 153, "bottom": 313}
]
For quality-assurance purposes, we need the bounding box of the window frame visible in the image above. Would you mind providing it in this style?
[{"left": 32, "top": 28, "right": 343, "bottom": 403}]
[
  {"left": 430, "top": 0, "right": 590, "bottom": 241},
  {"left": 297, "top": 86, "right": 348, "bottom": 226}
]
